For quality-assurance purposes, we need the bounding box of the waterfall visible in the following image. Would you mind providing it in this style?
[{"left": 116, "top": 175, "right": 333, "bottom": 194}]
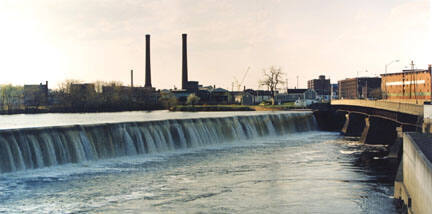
[{"left": 0, "top": 112, "right": 317, "bottom": 174}]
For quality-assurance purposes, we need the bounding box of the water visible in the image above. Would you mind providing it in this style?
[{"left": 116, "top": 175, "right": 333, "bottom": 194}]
[
  {"left": 0, "top": 111, "right": 398, "bottom": 213},
  {"left": 0, "top": 110, "right": 291, "bottom": 130}
]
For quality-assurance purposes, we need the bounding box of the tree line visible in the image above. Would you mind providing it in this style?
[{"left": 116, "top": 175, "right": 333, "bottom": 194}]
[{"left": 0, "top": 80, "right": 163, "bottom": 113}]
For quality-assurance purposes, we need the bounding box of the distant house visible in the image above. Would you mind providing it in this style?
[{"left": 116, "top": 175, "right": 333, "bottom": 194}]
[
  {"left": 275, "top": 89, "right": 317, "bottom": 104},
  {"left": 209, "top": 88, "right": 230, "bottom": 104},
  {"left": 241, "top": 89, "right": 273, "bottom": 105},
  {"left": 24, "top": 81, "right": 48, "bottom": 108},
  {"left": 230, "top": 91, "right": 244, "bottom": 104},
  {"left": 289, "top": 88, "right": 317, "bottom": 100},
  {"left": 172, "top": 89, "right": 192, "bottom": 103},
  {"left": 241, "top": 92, "right": 254, "bottom": 105}
]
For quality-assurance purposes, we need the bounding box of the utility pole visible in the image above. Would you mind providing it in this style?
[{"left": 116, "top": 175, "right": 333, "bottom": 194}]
[
  {"left": 411, "top": 60, "right": 418, "bottom": 104},
  {"left": 296, "top": 76, "right": 299, "bottom": 89},
  {"left": 402, "top": 72, "right": 405, "bottom": 102},
  {"left": 383, "top": 59, "right": 399, "bottom": 100}
]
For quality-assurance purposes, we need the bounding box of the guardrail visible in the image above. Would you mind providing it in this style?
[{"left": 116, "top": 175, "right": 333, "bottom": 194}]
[{"left": 331, "top": 99, "right": 424, "bottom": 116}]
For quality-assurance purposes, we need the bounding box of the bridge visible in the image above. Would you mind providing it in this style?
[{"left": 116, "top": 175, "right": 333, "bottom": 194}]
[
  {"left": 326, "top": 100, "right": 432, "bottom": 211},
  {"left": 328, "top": 99, "right": 424, "bottom": 144}
]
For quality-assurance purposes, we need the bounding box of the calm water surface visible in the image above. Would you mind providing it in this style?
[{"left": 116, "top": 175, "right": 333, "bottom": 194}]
[
  {"left": 0, "top": 110, "right": 292, "bottom": 129},
  {"left": 0, "top": 111, "right": 398, "bottom": 213}
]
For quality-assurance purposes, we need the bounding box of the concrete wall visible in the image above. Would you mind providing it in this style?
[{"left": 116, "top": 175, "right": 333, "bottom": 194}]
[
  {"left": 423, "top": 104, "right": 432, "bottom": 133},
  {"left": 424, "top": 104, "right": 432, "bottom": 118},
  {"left": 397, "top": 133, "right": 432, "bottom": 214}
]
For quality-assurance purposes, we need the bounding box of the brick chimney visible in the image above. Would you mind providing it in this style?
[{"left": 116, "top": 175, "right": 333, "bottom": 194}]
[
  {"left": 131, "top": 69, "right": 134, "bottom": 88},
  {"left": 428, "top": 64, "right": 431, "bottom": 73},
  {"left": 145, "top": 34, "right": 152, "bottom": 88},
  {"left": 182, "top": 34, "right": 188, "bottom": 90}
]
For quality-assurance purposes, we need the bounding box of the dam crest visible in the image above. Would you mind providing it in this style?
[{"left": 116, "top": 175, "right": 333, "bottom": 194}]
[{"left": 0, "top": 112, "right": 316, "bottom": 173}]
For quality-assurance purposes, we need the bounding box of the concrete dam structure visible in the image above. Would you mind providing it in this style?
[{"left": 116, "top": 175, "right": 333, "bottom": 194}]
[
  {"left": 0, "top": 112, "right": 316, "bottom": 174},
  {"left": 314, "top": 100, "right": 432, "bottom": 213}
]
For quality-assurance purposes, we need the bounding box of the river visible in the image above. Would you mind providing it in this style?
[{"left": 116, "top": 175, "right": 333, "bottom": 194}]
[{"left": 0, "top": 111, "right": 398, "bottom": 213}]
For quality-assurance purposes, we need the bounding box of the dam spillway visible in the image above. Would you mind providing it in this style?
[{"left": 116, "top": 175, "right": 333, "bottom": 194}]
[{"left": 0, "top": 112, "right": 316, "bottom": 173}]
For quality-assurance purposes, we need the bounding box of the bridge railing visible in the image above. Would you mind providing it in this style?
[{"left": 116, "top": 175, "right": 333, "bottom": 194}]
[{"left": 331, "top": 99, "right": 424, "bottom": 116}]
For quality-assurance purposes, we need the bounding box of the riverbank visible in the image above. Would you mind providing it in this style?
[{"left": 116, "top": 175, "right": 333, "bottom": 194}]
[
  {"left": 0, "top": 105, "right": 163, "bottom": 115},
  {"left": 0, "top": 104, "right": 307, "bottom": 114},
  {"left": 169, "top": 104, "right": 308, "bottom": 112}
]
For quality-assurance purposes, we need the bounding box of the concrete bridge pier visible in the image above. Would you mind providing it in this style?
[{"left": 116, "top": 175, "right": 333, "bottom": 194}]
[
  {"left": 359, "top": 117, "right": 398, "bottom": 144},
  {"left": 401, "top": 125, "right": 418, "bottom": 132},
  {"left": 341, "top": 113, "right": 366, "bottom": 137}
]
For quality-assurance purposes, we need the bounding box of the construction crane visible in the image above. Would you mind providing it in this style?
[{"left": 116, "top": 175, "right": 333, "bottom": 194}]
[
  {"left": 233, "top": 67, "right": 250, "bottom": 91},
  {"left": 239, "top": 67, "right": 250, "bottom": 90}
]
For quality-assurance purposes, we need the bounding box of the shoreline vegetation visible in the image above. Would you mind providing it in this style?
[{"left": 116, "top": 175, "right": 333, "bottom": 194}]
[
  {"left": 169, "top": 104, "right": 309, "bottom": 112},
  {"left": 0, "top": 105, "right": 163, "bottom": 115},
  {"left": 0, "top": 104, "right": 310, "bottom": 115}
]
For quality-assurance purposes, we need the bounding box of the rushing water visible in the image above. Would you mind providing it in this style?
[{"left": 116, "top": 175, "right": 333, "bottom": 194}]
[{"left": 0, "top": 111, "right": 398, "bottom": 213}]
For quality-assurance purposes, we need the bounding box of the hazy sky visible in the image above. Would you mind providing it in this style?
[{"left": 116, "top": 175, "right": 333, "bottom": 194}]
[{"left": 0, "top": 0, "right": 430, "bottom": 89}]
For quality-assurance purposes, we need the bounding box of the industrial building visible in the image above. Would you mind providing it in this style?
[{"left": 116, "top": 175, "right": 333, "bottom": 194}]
[
  {"left": 381, "top": 65, "right": 432, "bottom": 102},
  {"left": 307, "top": 75, "right": 330, "bottom": 97},
  {"left": 24, "top": 81, "right": 49, "bottom": 107},
  {"left": 338, "top": 77, "right": 381, "bottom": 99}
]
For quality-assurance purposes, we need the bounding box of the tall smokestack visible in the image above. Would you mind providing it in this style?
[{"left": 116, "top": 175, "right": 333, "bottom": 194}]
[
  {"left": 429, "top": 64, "right": 431, "bottom": 73},
  {"left": 45, "top": 81, "right": 48, "bottom": 98},
  {"left": 131, "top": 69, "right": 134, "bottom": 87},
  {"left": 182, "top": 33, "right": 188, "bottom": 89},
  {"left": 145, "top": 34, "right": 152, "bottom": 88}
]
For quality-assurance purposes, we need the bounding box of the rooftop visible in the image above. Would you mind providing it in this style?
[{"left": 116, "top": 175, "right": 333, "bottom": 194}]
[
  {"left": 288, "top": 89, "right": 308, "bottom": 94},
  {"left": 381, "top": 69, "right": 429, "bottom": 76}
]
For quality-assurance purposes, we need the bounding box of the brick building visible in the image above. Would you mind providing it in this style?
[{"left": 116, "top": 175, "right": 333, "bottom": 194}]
[
  {"left": 381, "top": 65, "right": 432, "bottom": 102},
  {"left": 307, "top": 75, "right": 330, "bottom": 96},
  {"left": 24, "top": 81, "right": 49, "bottom": 107},
  {"left": 338, "top": 77, "right": 381, "bottom": 99}
]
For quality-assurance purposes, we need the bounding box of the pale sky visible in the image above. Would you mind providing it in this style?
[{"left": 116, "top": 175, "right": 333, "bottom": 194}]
[{"left": 0, "top": 0, "right": 430, "bottom": 90}]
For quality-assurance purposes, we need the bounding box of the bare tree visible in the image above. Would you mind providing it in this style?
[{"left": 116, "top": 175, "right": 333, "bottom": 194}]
[
  {"left": 0, "top": 84, "right": 23, "bottom": 111},
  {"left": 94, "top": 80, "right": 108, "bottom": 93},
  {"left": 107, "top": 81, "right": 123, "bottom": 87},
  {"left": 58, "top": 79, "right": 81, "bottom": 94},
  {"left": 259, "top": 66, "right": 285, "bottom": 99}
]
